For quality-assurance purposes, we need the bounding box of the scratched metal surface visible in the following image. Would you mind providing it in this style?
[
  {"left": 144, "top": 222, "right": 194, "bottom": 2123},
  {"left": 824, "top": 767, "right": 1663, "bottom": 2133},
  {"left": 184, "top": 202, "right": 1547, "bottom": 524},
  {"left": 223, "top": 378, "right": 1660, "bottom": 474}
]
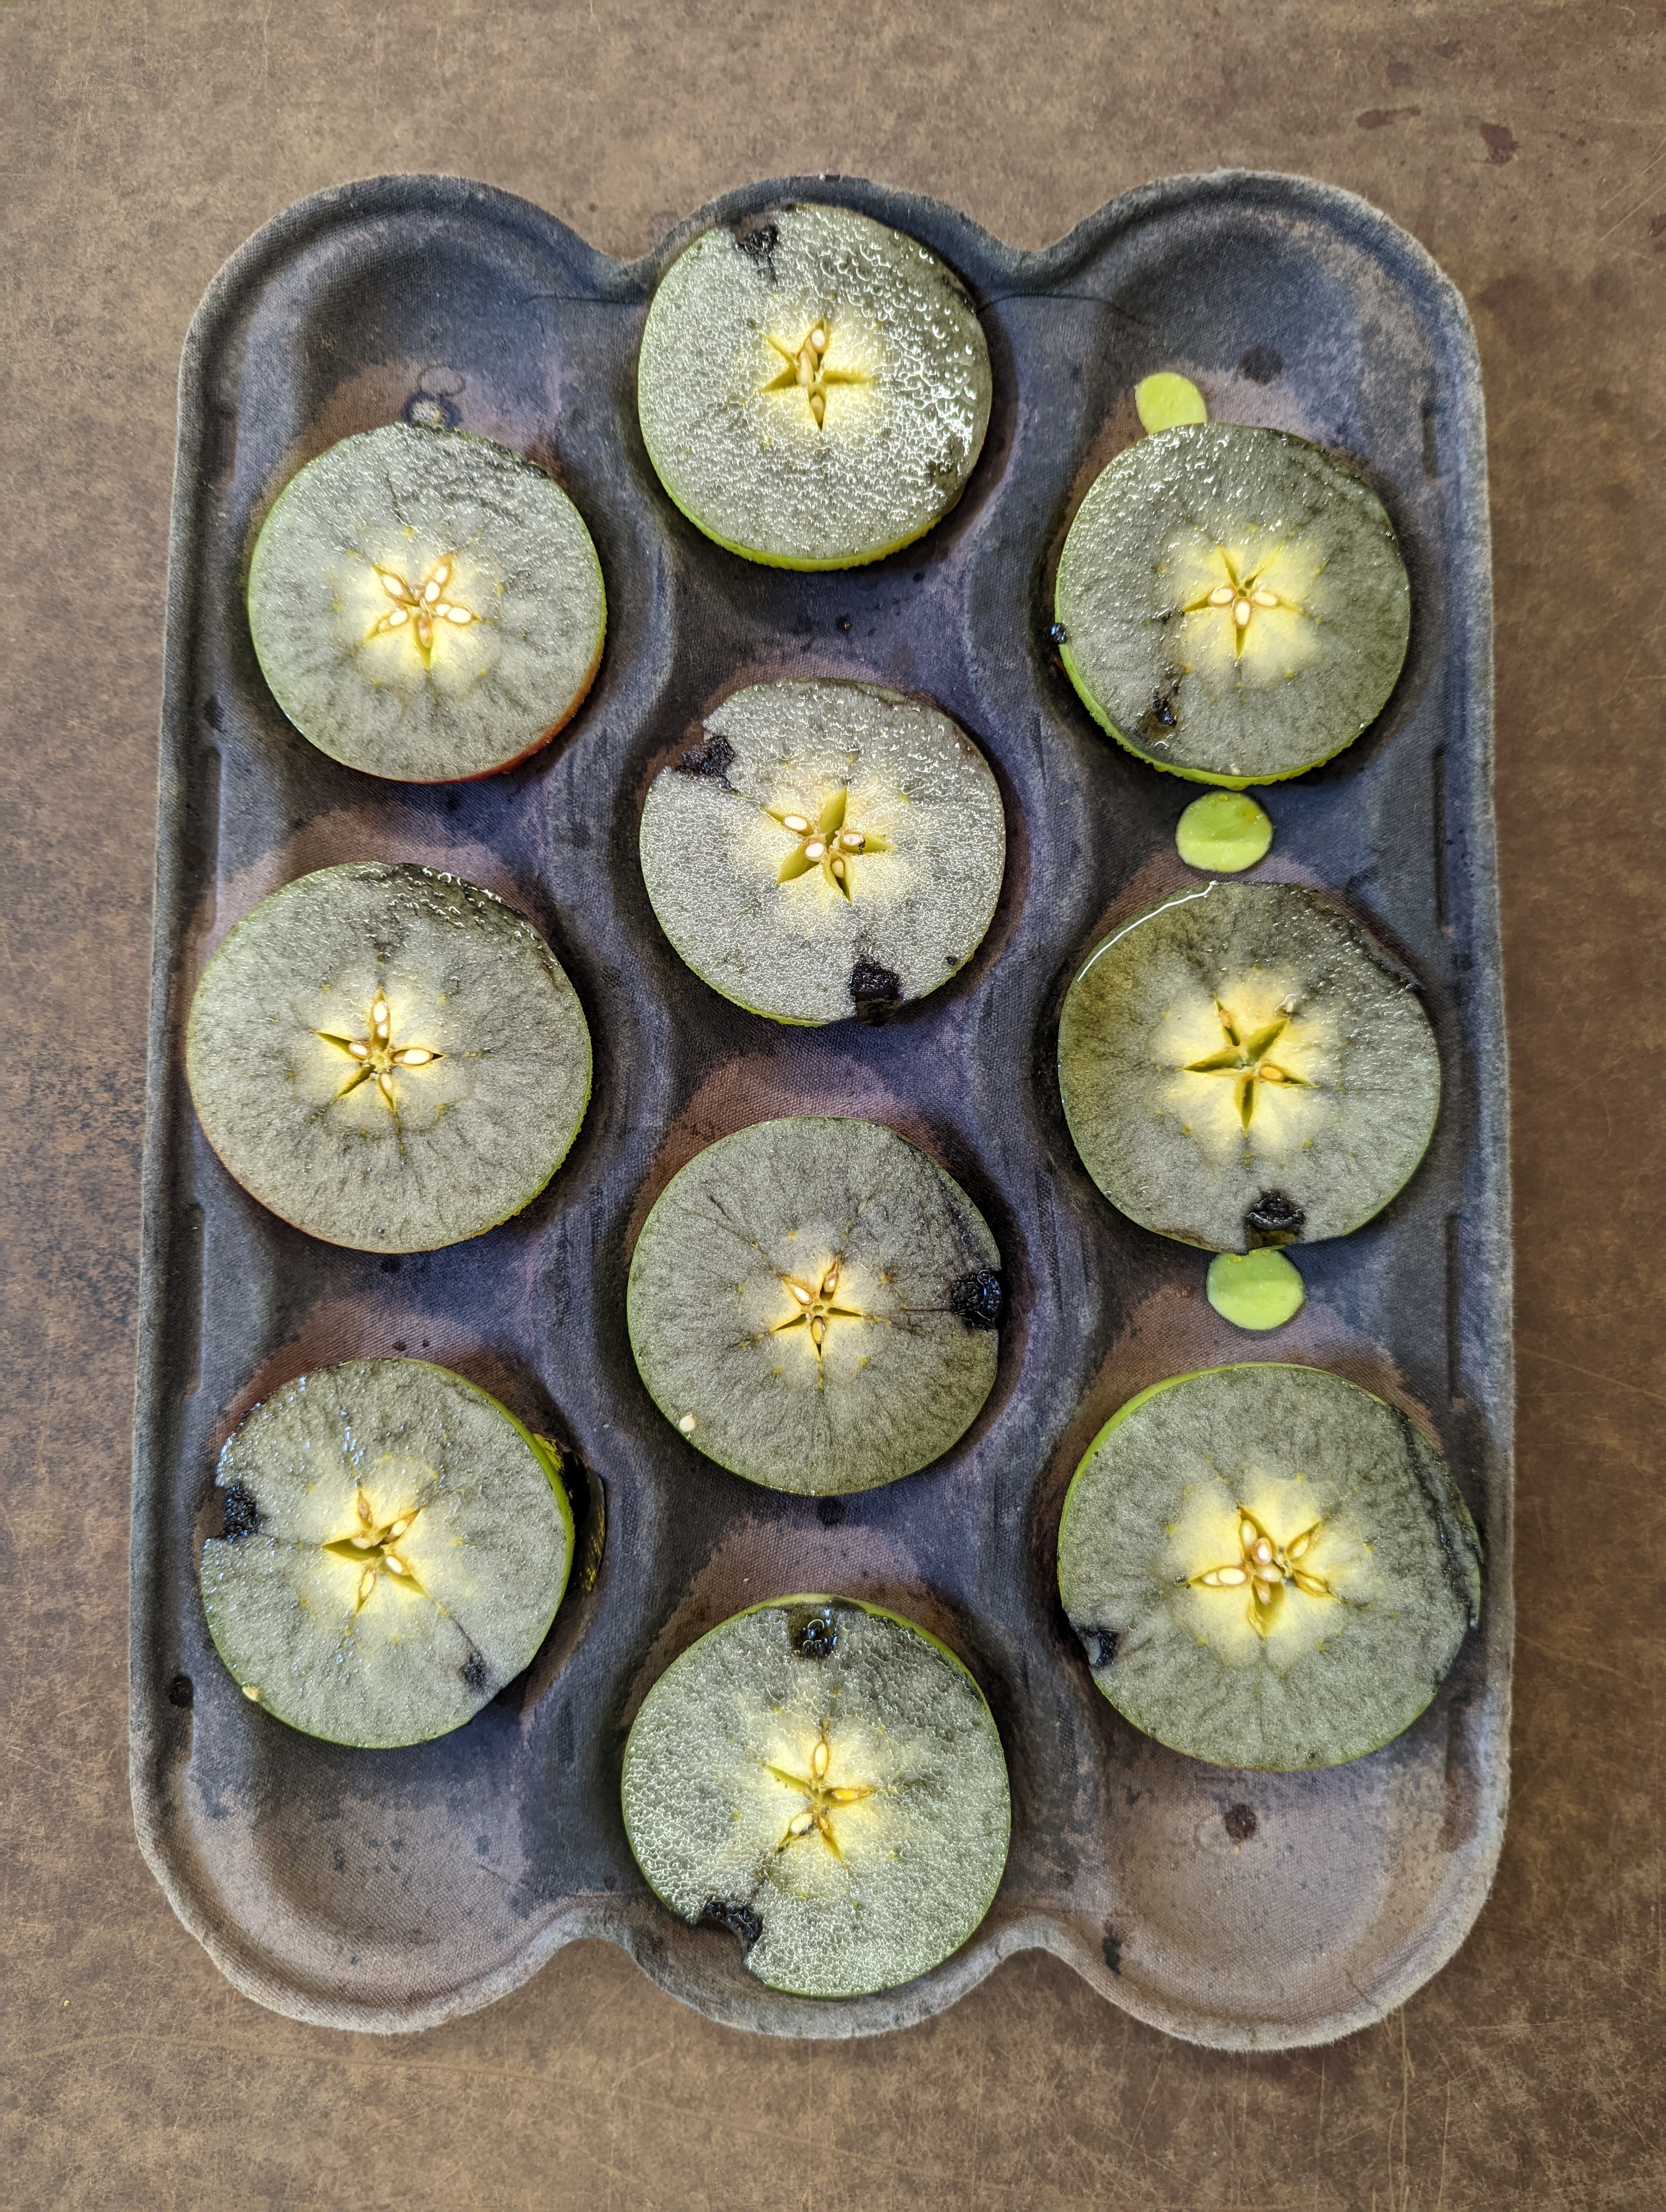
[{"left": 129, "top": 169, "right": 1510, "bottom": 2047}]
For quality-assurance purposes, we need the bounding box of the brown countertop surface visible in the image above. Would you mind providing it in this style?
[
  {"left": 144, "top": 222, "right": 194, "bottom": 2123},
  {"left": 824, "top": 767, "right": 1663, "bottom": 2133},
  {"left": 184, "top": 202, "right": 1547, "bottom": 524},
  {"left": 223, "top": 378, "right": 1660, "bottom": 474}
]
[{"left": 3, "top": 4, "right": 1662, "bottom": 2205}]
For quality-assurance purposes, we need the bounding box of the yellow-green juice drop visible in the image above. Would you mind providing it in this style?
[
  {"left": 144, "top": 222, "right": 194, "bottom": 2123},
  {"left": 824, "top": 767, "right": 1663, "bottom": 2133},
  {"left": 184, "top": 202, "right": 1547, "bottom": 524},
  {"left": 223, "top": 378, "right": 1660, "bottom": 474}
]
[
  {"left": 1206, "top": 1248, "right": 1306, "bottom": 1331},
  {"left": 1176, "top": 790, "right": 1274, "bottom": 872},
  {"left": 1135, "top": 373, "right": 1208, "bottom": 433}
]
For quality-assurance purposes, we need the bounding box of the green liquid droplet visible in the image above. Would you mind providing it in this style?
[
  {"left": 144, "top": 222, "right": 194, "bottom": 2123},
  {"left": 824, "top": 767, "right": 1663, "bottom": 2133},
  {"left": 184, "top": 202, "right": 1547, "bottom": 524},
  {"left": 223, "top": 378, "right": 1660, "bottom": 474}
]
[
  {"left": 1176, "top": 790, "right": 1273, "bottom": 872},
  {"left": 1135, "top": 373, "right": 1208, "bottom": 434},
  {"left": 1206, "top": 1248, "right": 1305, "bottom": 1332}
]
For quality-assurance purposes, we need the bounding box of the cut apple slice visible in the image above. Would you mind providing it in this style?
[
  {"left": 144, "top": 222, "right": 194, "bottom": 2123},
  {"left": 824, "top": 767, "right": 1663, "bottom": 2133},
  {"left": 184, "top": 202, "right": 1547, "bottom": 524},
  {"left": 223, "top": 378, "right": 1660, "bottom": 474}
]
[
  {"left": 1058, "top": 881, "right": 1439, "bottom": 1253},
  {"left": 627, "top": 1117, "right": 1001, "bottom": 1494},
  {"left": 1055, "top": 423, "right": 1409, "bottom": 786},
  {"left": 640, "top": 678, "right": 1004, "bottom": 1025},
  {"left": 248, "top": 423, "right": 605, "bottom": 781},
  {"left": 201, "top": 1359, "right": 574, "bottom": 1747},
  {"left": 636, "top": 204, "right": 991, "bottom": 569},
  {"left": 1057, "top": 1364, "right": 1481, "bottom": 1771},
  {"left": 622, "top": 1596, "right": 1010, "bottom": 1997},
  {"left": 187, "top": 863, "right": 591, "bottom": 1252}
]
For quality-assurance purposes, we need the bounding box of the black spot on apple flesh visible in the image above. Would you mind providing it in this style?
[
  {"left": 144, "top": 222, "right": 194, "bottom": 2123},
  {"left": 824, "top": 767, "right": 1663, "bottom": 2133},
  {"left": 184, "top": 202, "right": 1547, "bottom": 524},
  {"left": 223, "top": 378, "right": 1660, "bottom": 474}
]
[
  {"left": 1139, "top": 684, "right": 1178, "bottom": 743},
  {"left": 1078, "top": 1624, "right": 1119, "bottom": 1670},
  {"left": 1223, "top": 1802, "right": 1258, "bottom": 1842},
  {"left": 1048, "top": 621, "right": 1069, "bottom": 646},
  {"left": 676, "top": 734, "right": 736, "bottom": 782},
  {"left": 220, "top": 1482, "right": 260, "bottom": 1541},
  {"left": 849, "top": 955, "right": 903, "bottom": 1023},
  {"left": 1244, "top": 1189, "right": 1306, "bottom": 1246},
  {"left": 949, "top": 1269, "right": 1003, "bottom": 1330},
  {"left": 701, "top": 1896, "right": 764, "bottom": 1949},
  {"left": 460, "top": 1652, "right": 488, "bottom": 1692},
  {"left": 731, "top": 221, "right": 779, "bottom": 272},
  {"left": 792, "top": 1607, "right": 840, "bottom": 1660}
]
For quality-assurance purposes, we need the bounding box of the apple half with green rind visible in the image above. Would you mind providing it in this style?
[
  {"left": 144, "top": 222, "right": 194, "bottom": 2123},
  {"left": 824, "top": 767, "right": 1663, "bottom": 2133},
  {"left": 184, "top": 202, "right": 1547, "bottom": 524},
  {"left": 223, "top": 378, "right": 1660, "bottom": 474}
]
[
  {"left": 1057, "top": 1364, "right": 1481, "bottom": 1771},
  {"left": 247, "top": 422, "right": 605, "bottom": 782},
  {"left": 621, "top": 1596, "right": 1010, "bottom": 1998},
  {"left": 639, "top": 677, "right": 1005, "bottom": 1025},
  {"left": 200, "top": 1359, "right": 575, "bottom": 1748},
  {"left": 636, "top": 203, "right": 991, "bottom": 570},
  {"left": 1055, "top": 422, "right": 1410, "bottom": 787},
  {"left": 627, "top": 1117, "right": 1002, "bottom": 1495},
  {"left": 186, "top": 862, "right": 591, "bottom": 1253},
  {"left": 1057, "top": 880, "right": 1439, "bottom": 1254}
]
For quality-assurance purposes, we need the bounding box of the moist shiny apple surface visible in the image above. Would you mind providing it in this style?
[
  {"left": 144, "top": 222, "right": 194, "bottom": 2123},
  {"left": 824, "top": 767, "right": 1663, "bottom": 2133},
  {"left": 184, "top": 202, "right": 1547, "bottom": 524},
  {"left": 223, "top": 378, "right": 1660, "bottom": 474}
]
[
  {"left": 186, "top": 863, "right": 591, "bottom": 1252},
  {"left": 636, "top": 203, "right": 991, "bottom": 569},
  {"left": 640, "top": 678, "right": 1005, "bottom": 1025},
  {"left": 1058, "top": 880, "right": 1440, "bottom": 1252},
  {"left": 200, "top": 1359, "right": 574, "bottom": 1748},
  {"left": 1055, "top": 422, "right": 1410, "bottom": 786},
  {"left": 247, "top": 423, "right": 605, "bottom": 781},
  {"left": 621, "top": 1598, "right": 1010, "bottom": 1997},
  {"left": 627, "top": 1117, "right": 1002, "bottom": 1494},
  {"left": 1057, "top": 1365, "right": 1481, "bottom": 1771}
]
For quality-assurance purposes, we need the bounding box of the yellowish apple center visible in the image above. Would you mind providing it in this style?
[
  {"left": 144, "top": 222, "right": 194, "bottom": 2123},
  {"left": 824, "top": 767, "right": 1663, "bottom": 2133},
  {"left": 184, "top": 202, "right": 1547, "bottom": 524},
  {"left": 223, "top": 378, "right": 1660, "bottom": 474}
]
[
  {"left": 769, "top": 786, "right": 888, "bottom": 901},
  {"left": 1180, "top": 542, "right": 1310, "bottom": 660},
  {"left": 322, "top": 1484, "right": 427, "bottom": 1609},
  {"left": 369, "top": 555, "right": 479, "bottom": 663},
  {"left": 1183, "top": 996, "right": 1313, "bottom": 1131},
  {"left": 1188, "top": 1504, "right": 1334, "bottom": 1638},
  {"left": 761, "top": 320, "right": 871, "bottom": 429},
  {"left": 315, "top": 990, "right": 444, "bottom": 1110},
  {"left": 760, "top": 1729, "right": 877, "bottom": 1858},
  {"left": 770, "top": 1256, "right": 867, "bottom": 1358}
]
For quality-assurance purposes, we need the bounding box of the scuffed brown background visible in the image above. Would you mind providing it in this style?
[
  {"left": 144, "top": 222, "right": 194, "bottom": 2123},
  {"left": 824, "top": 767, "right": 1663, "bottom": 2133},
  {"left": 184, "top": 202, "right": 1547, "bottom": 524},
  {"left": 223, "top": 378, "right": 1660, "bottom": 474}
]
[{"left": 3, "top": 2, "right": 1663, "bottom": 2205}]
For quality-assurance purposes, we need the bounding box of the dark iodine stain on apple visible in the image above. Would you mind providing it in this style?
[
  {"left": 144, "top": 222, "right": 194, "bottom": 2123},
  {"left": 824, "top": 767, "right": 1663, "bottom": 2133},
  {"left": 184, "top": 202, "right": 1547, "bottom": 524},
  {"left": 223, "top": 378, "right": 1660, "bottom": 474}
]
[
  {"left": 730, "top": 221, "right": 779, "bottom": 274},
  {"left": 701, "top": 1896, "right": 764, "bottom": 1949},
  {"left": 1077, "top": 1624, "right": 1118, "bottom": 1670},
  {"left": 220, "top": 1481, "right": 260, "bottom": 1540},
  {"left": 460, "top": 1651, "right": 488, "bottom": 1692},
  {"left": 949, "top": 1269, "right": 1003, "bottom": 1330},
  {"left": 676, "top": 733, "right": 736, "bottom": 782},
  {"left": 788, "top": 1604, "right": 840, "bottom": 1659},
  {"left": 1139, "top": 683, "right": 1179, "bottom": 744},
  {"left": 1244, "top": 1189, "right": 1305, "bottom": 1246},
  {"left": 849, "top": 955, "right": 902, "bottom": 1023}
]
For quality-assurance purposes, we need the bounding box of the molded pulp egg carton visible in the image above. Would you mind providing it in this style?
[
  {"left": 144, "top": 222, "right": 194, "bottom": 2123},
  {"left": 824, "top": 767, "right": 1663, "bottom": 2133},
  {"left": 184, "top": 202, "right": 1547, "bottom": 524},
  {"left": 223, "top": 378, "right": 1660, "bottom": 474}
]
[{"left": 132, "top": 170, "right": 1511, "bottom": 2047}]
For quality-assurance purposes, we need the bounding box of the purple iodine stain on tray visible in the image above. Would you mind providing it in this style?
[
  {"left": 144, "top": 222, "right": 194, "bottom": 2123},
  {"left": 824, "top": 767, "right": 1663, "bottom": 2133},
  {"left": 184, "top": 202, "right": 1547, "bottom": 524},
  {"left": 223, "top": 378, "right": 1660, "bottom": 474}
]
[{"left": 132, "top": 170, "right": 1510, "bottom": 2044}]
